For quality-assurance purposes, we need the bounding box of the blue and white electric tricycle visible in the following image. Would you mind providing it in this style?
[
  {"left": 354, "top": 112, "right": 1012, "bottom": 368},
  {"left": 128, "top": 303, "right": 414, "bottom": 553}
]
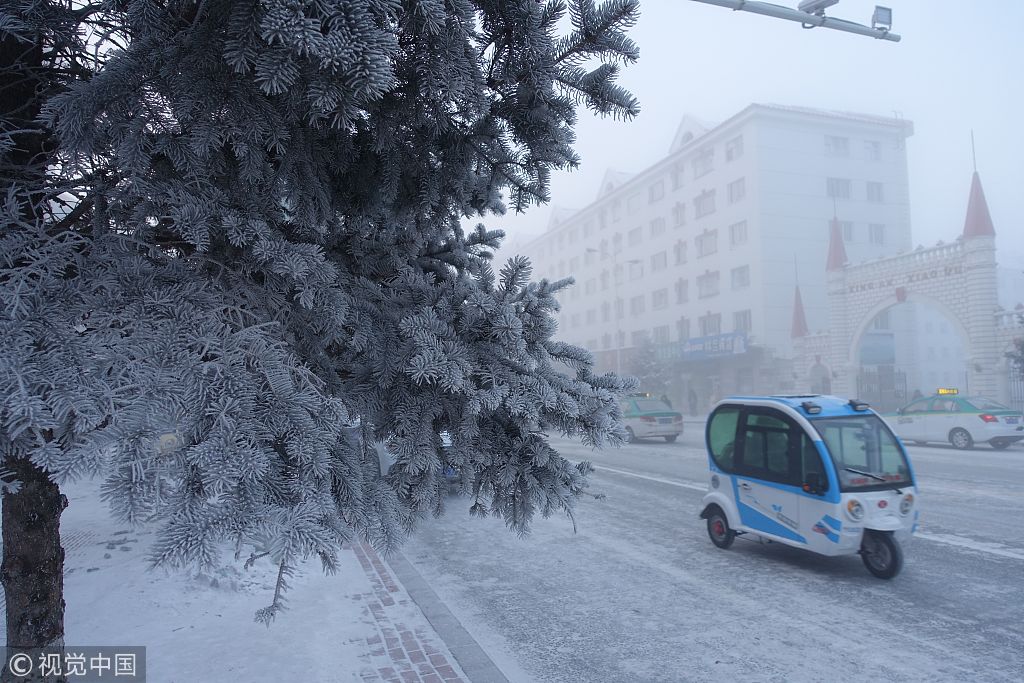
[{"left": 699, "top": 395, "right": 919, "bottom": 579}]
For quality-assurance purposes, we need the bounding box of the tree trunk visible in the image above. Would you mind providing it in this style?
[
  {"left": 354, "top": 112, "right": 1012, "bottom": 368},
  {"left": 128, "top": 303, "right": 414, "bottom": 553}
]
[
  {"left": 2, "top": 459, "right": 67, "bottom": 654},
  {"left": 1, "top": 14, "right": 72, "bottom": 680}
]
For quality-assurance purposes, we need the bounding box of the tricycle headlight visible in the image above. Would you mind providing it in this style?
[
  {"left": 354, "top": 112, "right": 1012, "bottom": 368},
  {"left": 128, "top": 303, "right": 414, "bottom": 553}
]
[
  {"left": 846, "top": 499, "right": 865, "bottom": 521},
  {"left": 900, "top": 493, "right": 914, "bottom": 516}
]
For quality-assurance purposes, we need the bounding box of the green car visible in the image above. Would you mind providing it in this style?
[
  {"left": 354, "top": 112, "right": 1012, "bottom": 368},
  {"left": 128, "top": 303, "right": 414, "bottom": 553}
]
[
  {"left": 886, "top": 390, "right": 1024, "bottom": 450},
  {"left": 619, "top": 394, "right": 683, "bottom": 443}
]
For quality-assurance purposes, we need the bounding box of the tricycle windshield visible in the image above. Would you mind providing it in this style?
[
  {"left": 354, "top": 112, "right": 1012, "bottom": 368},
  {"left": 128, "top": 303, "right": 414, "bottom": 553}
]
[{"left": 811, "top": 414, "right": 912, "bottom": 492}]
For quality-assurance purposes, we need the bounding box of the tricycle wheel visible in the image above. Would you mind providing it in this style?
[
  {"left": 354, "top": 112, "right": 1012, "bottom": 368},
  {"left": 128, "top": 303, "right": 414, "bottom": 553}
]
[
  {"left": 706, "top": 507, "right": 735, "bottom": 549},
  {"left": 860, "top": 530, "right": 903, "bottom": 579}
]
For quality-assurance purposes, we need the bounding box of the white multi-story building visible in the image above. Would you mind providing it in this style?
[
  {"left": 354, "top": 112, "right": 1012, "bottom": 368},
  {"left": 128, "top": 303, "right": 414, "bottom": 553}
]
[{"left": 521, "top": 104, "right": 914, "bottom": 405}]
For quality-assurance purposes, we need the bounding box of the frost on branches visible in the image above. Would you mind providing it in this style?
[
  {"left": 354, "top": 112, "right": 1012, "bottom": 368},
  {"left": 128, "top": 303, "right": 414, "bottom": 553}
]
[{"left": 2, "top": 0, "right": 640, "bottom": 623}]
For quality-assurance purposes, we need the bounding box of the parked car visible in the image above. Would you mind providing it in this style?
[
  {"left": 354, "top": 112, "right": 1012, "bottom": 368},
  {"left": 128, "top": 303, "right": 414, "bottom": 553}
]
[
  {"left": 620, "top": 394, "right": 683, "bottom": 443},
  {"left": 886, "top": 390, "right": 1024, "bottom": 450}
]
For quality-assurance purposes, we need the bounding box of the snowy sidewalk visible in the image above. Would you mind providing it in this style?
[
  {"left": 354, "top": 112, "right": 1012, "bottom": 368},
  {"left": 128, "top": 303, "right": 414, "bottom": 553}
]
[{"left": 1, "top": 479, "right": 482, "bottom": 683}]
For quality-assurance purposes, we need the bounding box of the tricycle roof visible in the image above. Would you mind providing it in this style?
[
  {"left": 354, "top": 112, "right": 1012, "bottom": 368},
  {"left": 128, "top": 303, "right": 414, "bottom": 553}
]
[{"left": 719, "top": 394, "right": 873, "bottom": 419}]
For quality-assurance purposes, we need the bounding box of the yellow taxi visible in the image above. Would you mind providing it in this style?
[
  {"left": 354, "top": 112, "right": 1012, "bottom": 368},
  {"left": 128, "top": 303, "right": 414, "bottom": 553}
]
[{"left": 887, "top": 389, "right": 1024, "bottom": 450}]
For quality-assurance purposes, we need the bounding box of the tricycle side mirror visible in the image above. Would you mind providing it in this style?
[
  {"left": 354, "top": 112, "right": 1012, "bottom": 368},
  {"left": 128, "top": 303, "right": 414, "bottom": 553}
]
[{"left": 802, "top": 472, "right": 826, "bottom": 496}]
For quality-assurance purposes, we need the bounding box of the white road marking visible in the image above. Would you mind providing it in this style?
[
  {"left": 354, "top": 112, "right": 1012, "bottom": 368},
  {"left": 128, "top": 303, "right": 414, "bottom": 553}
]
[
  {"left": 593, "top": 464, "right": 706, "bottom": 491},
  {"left": 594, "top": 464, "right": 1024, "bottom": 561},
  {"left": 915, "top": 532, "right": 1024, "bottom": 561}
]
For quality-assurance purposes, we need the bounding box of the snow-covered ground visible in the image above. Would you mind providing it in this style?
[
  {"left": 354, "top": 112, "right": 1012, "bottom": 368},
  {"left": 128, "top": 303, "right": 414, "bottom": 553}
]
[
  {"left": 3, "top": 432, "right": 1023, "bottom": 682},
  {"left": 403, "top": 432, "right": 1024, "bottom": 682},
  {"left": 1, "top": 477, "right": 468, "bottom": 683}
]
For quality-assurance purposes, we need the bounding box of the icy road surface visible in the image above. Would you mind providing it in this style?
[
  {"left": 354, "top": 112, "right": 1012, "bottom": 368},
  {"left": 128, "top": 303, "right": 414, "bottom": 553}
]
[{"left": 403, "top": 429, "right": 1024, "bottom": 682}]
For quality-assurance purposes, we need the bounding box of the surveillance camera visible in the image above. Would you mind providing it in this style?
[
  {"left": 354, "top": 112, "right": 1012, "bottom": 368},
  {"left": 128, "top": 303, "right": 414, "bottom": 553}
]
[{"left": 798, "top": 0, "right": 839, "bottom": 15}]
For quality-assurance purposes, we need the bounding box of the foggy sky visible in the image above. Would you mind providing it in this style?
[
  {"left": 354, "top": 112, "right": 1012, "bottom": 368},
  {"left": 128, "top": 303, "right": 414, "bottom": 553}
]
[{"left": 490, "top": 0, "right": 1023, "bottom": 264}]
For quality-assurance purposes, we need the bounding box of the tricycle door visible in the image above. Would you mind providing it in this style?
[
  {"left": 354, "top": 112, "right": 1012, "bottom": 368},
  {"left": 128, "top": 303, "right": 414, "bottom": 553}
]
[
  {"left": 796, "top": 432, "right": 851, "bottom": 554},
  {"left": 732, "top": 409, "right": 807, "bottom": 546}
]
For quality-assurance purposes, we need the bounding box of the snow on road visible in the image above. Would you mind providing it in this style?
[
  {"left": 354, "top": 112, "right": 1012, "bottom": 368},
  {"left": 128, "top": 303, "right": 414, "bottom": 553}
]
[{"left": 402, "top": 436, "right": 1024, "bottom": 682}]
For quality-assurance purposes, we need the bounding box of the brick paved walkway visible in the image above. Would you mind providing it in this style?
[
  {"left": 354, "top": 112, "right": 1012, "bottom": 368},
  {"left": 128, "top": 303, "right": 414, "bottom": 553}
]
[{"left": 351, "top": 543, "right": 467, "bottom": 683}]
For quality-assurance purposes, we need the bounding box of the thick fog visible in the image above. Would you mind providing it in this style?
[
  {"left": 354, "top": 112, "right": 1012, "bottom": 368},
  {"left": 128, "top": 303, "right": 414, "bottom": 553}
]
[{"left": 492, "top": 1, "right": 1023, "bottom": 262}]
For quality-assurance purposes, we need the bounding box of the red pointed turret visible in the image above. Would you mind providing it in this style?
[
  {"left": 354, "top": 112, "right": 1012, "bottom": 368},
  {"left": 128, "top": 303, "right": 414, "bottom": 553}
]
[
  {"left": 791, "top": 285, "right": 809, "bottom": 338},
  {"left": 962, "top": 171, "right": 996, "bottom": 238},
  {"left": 826, "top": 217, "right": 847, "bottom": 271}
]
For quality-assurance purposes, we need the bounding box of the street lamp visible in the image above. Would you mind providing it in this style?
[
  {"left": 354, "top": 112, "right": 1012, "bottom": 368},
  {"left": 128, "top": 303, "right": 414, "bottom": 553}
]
[
  {"left": 689, "top": 0, "right": 900, "bottom": 42},
  {"left": 587, "top": 246, "right": 641, "bottom": 376}
]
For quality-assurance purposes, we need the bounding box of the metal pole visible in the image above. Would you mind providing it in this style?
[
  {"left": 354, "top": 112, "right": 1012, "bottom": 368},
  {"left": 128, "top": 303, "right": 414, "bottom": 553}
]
[
  {"left": 689, "top": 0, "right": 901, "bottom": 42},
  {"left": 613, "top": 249, "right": 622, "bottom": 376}
]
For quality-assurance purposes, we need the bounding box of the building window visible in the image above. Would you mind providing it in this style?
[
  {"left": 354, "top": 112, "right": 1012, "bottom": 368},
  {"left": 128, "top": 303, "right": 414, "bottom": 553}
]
[
  {"left": 585, "top": 278, "right": 596, "bottom": 295},
  {"left": 569, "top": 256, "right": 579, "bottom": 272},
  {"left": 611, "top": 199, "right": 621, "bottom": 221},
  {"left": 586, "top": 309, "right": 597, "bottom": 324},
  {"left": 599, "top": 208, "right": 608, "bottom": 230},
  {"left": 631, "top": 330, "right": 649, "bottom": 347},
  {"left": 568, "top": 228, "right": 578, "bottom": 243},
  {"left": 825, "top": 135, "right": 849, "bottom": 157},
  {"left": 570, "top": 313, "right": 580, "bottom": 327},
  {"left": 584, "top": 249, "right": 597, "bottom": 266},
  {"left": 725, "top": 135, "right": 743, "bottom": 161},
  {"left": 867, "top": 181, "right": 885, "bottom": 203},
  {"left": 677, "top": 317, "right": 691, "bottom": 341},
  {"left": 652, "top": 288, "right": 669, "bottom": 310},
  {"left": 731, "top": 265, "right": 750, "bottom": 290},
  {"left": 865, "top": 140, "right": 882, "bottom": 161},
  {"left": 612, "top": 232, "right": 623, "bottom": 250},
  {"left": 729, "top": 220, "right": 748, "bottom": 246},
  {"left": 672, "top": 202, "right": 687, "bottom": 227},
  {"left": 628, "top": 261, "right": 644, "bottom": 281},
  {"left": 697, "top": 271, "right": 720, "bottom": 299},
  {"left": 557, "top": 260, "right": 566, "bottom": 275},
  {"left": 583, "top": 220, "right": 594, "bottom": 237},
  {"left": 727, "top": 178, "right": 746, "bottom": 204},
  {"left": 840, "top": 221, "right": 854, "bottom": 242},
  {"left": 827, "top": 177, "right": 851, "bottom": 199},
  {"left": 693, "top": 148, "right": 714, "bottom": 178},
  {"left": 649, "top": 180, "right": 665, "bottom": 203},
  {"left": 602, "top": 333, "right": 611, "bottom": 349},
  {"left": 675, "top": 278, "right": 688, "bottom": 304},
  {"left": 696, "top": 229, "right": 718, "bottom": 258},
  {"left": 615, "top": 298, "right": 624, "bottom": 320},
  {"left": 602, "top": 301, "right": 611, "bottom": 322},
  {"left": 699, "top": 312, "right": 721, "bottom": 336},
  {"left": 630, "top": 295, "right": 645, "bottom": 316},
  {"left": 600, "top": 269, "right": 610, "bottom": 290},
  {"left": 674, "top": 239, "right": 687, "bottom": 265},
  {"left": 869, "top": 223, "right": 886, "bottom": 245},
  {"left": 627, "top": 227, "right": 642, "bottom": 246},
  {"left": 650, "top": 217, "right": 667, "bottom": 237},
  {"left": 671, "top": 164, "right": 684, "bottom": 190},
  {"left": 695, "top": 190, "right": 716, "bottom": 218},
  {"left": 872, "top": 310, "right": 890, "bottom": 330},
  {"left": 734, "top": 309, "right": 752, "bottom": 334},
  {"left": 653, "top": 325, "right": 670, "bottom": 344},
  {"left": 627, "top": 194, "right": 641, "bottom": 213},
  {"left": 651, "top": 251, "right": 668, "bottom": 272}
]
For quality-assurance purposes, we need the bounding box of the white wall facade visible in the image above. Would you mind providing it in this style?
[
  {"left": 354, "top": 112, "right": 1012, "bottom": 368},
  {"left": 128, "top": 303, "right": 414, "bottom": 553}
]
[{"left": 520, "top": 104, "right": 914, "bottom": 377}]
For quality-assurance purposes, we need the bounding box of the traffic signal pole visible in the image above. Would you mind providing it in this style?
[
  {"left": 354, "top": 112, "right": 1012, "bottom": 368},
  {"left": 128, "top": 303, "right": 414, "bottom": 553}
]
[{"left": 690, "top": 0, "right": 901, "bottom": 42}]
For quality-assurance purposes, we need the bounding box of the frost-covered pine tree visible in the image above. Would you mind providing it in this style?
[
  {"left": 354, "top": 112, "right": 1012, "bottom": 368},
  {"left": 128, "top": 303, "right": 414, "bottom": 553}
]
[{"left": 2, "top": 0, "right": 640, "bottom": 646}]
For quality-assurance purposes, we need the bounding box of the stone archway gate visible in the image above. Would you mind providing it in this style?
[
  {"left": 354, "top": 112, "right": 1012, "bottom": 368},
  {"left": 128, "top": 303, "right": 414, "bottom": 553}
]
[{"left": 821, "top": 233, "right": 1017, "bottom": 403}]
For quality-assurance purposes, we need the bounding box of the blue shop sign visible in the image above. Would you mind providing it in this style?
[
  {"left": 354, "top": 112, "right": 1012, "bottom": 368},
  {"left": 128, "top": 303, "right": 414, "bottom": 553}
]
[{"left": 680, "top": 332, "right": 748, "bottom": 360}]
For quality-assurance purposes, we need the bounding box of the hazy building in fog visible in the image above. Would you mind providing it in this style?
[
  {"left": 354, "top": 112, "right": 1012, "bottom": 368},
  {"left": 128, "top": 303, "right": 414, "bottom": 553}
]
[{"left": 520, "top": 103, "right": 914, "bottom": 406}]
